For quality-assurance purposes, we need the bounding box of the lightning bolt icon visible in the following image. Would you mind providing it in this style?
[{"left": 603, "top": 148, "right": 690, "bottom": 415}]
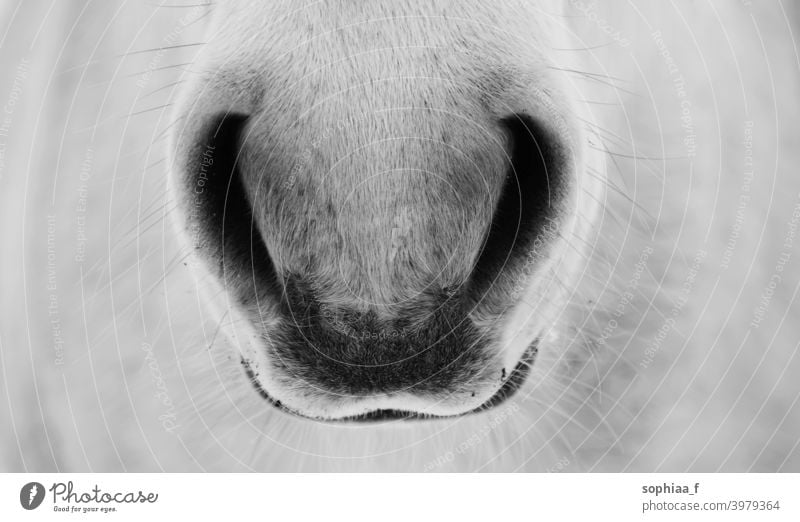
[{"left": 28, "top": 484, "right": 37, "bottom": 506}]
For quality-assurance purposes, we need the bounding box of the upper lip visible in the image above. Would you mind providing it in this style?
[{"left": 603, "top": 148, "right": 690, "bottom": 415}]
[
  {"left": 242, "top": 340, "right": 538, "bottom": 423},
  {"left": 338, "top": 346, "right": 537, "bottom": 422},
  {"left": 472, "top": 339, "right": 537, "bottom": 412}
]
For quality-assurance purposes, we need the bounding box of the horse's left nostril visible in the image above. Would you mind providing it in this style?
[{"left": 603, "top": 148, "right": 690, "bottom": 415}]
[{"left": 469, "top": 114, "right": 569, "bottom": 294}]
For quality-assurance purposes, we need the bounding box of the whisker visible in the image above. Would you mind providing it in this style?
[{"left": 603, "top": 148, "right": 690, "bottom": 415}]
[{"left": 117, "top": 42, "right": 206, "bottom": 59}]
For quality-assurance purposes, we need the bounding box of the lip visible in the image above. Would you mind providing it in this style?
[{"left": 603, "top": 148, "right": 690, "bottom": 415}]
[
  {"left": 472, "top": 339, "right": 538, "bottom": 411},
  {"left": 242, "top": 340, "right": 538, "bottom": 422}
]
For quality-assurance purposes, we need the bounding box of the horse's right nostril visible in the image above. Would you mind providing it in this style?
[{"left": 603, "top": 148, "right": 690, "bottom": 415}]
[
  {"left": 178, "top": 113, "right": 280, "bottom": 302},
  {"left": 469, "top": 114, "right": 569, "bottom": 294}
]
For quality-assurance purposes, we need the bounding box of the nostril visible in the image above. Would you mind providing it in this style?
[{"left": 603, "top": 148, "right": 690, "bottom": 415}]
[
  {"left": 469, "top": 114, "right": 568, "bottom": 293},
  {"left": 180, "top": 113, "right": 280, "bottom": 300}
]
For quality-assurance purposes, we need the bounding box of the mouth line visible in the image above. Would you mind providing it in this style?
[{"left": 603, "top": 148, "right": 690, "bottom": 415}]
[{"left": 241, "top": 340, "right": 538, "bottom": 423}]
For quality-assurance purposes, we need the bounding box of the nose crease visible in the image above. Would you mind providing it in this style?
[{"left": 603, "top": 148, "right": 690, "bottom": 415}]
[{"left": 271, "top": 277, "right": 492, "bottom": 397}]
